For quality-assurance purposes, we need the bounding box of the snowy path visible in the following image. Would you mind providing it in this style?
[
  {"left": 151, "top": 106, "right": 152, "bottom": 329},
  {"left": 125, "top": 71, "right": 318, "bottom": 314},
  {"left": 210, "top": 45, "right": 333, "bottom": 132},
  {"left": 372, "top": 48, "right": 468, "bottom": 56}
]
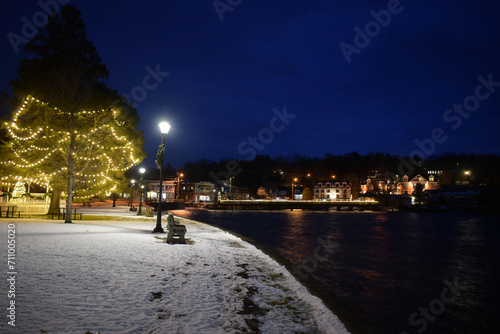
[{"left": 0, "top": 217, "right": 349, "bottom": 333}]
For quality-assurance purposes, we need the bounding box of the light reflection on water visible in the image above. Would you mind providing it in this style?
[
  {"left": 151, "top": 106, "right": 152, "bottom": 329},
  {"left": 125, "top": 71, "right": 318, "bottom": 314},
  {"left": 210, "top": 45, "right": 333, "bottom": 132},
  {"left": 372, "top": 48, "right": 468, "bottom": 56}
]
[{"left": 172, "top": 209, "right": 499, "bottom": 334}]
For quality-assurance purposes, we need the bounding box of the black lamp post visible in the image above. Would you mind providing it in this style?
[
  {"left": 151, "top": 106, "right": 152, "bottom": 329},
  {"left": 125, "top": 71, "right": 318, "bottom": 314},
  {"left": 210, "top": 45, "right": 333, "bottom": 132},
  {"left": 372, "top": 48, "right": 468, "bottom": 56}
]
[
  {"left": 229, "top": 176, "right": 234, "bottom": 200},
  {"left": 138, "top": 167, "right": 146, "bottom": 215},
  {"left": 153, "top": 121, "right": 171, "bottom": 233},
  {"left": 291, "top": 177, "right": 298, "bottom": 200},
  {"left": 176, "top": 172, "right": 183, "bottom": 199},
  {"left": 129, "top": 179, "right": 135, "bottom": 211}
]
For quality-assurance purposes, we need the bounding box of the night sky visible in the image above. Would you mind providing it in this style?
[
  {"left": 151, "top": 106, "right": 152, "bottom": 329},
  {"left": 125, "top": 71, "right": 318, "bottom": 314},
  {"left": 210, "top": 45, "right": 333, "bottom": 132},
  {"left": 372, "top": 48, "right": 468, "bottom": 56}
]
[{"left": 1, "top": 0, "right": 500, "bottom": 168}]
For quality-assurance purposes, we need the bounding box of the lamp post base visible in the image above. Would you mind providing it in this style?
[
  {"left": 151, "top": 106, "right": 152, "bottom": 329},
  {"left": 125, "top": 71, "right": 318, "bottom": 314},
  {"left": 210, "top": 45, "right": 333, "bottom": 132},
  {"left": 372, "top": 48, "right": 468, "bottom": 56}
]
[{"left": 153, "top": 226, "right": 164, "bottom": 233}]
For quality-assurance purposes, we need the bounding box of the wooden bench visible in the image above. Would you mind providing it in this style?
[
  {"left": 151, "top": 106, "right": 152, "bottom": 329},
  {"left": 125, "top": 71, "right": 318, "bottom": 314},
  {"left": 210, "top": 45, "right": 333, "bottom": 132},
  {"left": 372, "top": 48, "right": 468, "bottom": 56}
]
[
  {"left": 166, "top": 212, "right": 187, "bottom": 244},
  {"left": 51, "top": 208, "right": 83, "bottom": 220},
  {"left": 0, "top": 206, "right": 21, "bottom": 218}
]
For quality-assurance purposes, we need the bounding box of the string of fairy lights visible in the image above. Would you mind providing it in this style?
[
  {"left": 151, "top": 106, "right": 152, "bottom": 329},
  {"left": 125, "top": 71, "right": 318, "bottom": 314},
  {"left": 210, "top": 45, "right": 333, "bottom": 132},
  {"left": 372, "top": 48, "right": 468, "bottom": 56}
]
[{"left": 1, "top": 96, "right": 141, "bottom": 199}]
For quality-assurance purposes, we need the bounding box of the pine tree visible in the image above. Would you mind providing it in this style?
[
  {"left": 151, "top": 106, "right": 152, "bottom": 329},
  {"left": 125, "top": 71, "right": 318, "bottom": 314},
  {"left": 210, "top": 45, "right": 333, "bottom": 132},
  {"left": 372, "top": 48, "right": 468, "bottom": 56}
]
[
  {"left": 302, "top": 187, "right": 313, "bottom": 200},
  {"left": 2, "top": 5, "right": 145, "bottom": 222}
]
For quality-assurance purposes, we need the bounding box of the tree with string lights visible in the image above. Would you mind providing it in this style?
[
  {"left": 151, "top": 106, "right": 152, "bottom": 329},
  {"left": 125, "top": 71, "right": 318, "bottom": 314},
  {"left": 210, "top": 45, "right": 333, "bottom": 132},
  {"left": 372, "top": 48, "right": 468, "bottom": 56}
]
[
  {"left": 1, "top": 95, "right": 144, "bottom": 208},
  {"left": 0, "top": 5, "right": 145, "bottom": 222}
]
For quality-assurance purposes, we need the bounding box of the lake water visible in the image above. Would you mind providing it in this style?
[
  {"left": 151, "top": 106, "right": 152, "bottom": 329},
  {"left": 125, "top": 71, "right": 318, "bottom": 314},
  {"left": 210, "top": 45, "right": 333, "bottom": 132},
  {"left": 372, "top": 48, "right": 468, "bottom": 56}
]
[{"left": 172, "top": 209, "right": 499, "bottom": 334}]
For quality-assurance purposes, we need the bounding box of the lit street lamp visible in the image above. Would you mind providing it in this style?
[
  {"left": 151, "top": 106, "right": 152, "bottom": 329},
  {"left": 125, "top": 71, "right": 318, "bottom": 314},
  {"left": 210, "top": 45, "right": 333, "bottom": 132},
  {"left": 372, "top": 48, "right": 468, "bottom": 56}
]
[
  {"left": 464, "top": 170, "right": 471, "bottom": 184},
  {"left": 129, "top": 179, "right": 136, "bottom": 211},
  {"left": 229, "top": 176, "right": 234, "bottom": 200},
  {"left": 291, "top": 177, "right": 298, "bottom": 200},
  {"left": 153, "top": 121, "right": 171, "bottom": 233},
  {"left": 138, "top": 167, "right": 146, "bottom": 215},
  {"left": 176, "top": 172, "right": 184, "bottom": 199}
]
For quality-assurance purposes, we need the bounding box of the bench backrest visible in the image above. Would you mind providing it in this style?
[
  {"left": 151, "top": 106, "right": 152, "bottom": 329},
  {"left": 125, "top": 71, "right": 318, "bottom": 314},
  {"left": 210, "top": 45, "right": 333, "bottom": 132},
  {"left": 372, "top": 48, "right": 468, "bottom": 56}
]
[{"left": 166, "top": 212, "right": 176, "bottom": 229}]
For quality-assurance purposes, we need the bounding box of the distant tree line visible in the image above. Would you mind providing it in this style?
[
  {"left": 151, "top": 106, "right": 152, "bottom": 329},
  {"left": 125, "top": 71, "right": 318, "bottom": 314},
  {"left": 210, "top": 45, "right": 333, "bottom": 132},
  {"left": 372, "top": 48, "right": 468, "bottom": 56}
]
[{"left": 179, "top": 152, "right": 500, "bottom": 197}]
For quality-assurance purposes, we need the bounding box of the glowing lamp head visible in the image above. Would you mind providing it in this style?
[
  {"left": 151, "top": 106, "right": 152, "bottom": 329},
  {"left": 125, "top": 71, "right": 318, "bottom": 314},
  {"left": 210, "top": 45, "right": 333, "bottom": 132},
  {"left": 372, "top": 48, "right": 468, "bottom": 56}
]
[
  {"left": 139, "top": 167, "right": 146, "bottom": 174},
  {"left": 159, "top": 121, "right": 171, "bottom": 135}
]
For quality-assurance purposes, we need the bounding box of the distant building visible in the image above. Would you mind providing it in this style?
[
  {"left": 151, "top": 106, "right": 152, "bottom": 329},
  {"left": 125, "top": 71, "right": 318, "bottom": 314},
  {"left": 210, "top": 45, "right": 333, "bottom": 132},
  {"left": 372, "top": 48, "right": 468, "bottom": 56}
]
[
  {"left": 180, "top": 181, "right": 216, "bottom": 203},
  {"left": 276, "top": 189, "right": 288, "bottom": 199},
  {"left": 144, "top": 180, "right": 176, "bottom": 202},
  {"left": 361, "top": 173, "right": 439, "bottom": 195},
  {"left": 398, "top": 174, "right": 439, "bottom": 194},
  {"left": 293, "top": 187, "right": 303, "bottom": 200},
  {"left": 314, "top": 181, "right": 351, "bottom": 200},
  {"left": 256, "top": 187, "right": 269, "bottom": 198},
  {"left": 360, "top": 171, "right": 397, "bottom": 194}
]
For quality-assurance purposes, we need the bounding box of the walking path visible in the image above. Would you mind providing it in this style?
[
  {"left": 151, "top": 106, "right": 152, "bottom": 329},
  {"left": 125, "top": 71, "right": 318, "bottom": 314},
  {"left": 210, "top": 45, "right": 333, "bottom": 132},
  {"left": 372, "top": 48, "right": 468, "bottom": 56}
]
[{"left": 0, "top": 206, "right": 349, "bottom": 333}]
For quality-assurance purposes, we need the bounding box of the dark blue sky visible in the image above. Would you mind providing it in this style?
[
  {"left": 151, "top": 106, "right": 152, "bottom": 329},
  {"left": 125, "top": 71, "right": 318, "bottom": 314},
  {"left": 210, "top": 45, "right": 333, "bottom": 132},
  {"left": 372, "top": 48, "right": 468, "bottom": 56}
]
[{"left": 1, "top": 0, "right": 500, "bottom": 168}]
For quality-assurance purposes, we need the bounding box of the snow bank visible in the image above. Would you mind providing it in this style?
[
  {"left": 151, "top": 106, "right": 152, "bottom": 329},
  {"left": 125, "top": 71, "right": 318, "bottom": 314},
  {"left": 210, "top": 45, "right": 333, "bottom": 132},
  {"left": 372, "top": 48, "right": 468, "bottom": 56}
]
[{"left": 0, "top": 217, "right": 349, "bottom": 333}]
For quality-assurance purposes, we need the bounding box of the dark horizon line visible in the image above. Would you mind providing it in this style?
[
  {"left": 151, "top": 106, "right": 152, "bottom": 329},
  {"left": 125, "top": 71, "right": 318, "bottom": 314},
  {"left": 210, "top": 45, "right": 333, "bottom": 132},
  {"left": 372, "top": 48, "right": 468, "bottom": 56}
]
[{"left": 136, "top": 150, "right": 499, "bottom": 170}]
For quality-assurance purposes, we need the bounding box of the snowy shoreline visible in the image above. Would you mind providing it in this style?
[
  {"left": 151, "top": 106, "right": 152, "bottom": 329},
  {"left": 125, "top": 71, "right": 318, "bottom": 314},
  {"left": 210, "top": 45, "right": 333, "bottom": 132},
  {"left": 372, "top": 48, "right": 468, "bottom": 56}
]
[
  {"left": 184, "top": 214, "right": 379, "bottom": 334},
  {"left": 0, "top": 214, "right": 350, "bottom": 333}
]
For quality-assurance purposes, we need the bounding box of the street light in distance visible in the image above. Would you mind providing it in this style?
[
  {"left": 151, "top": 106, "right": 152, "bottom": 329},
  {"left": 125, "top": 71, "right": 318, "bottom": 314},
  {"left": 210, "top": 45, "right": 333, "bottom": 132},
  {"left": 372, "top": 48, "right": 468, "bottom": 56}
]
[
  {"left": 291, "top": 177, "right": 298, "bottom": 200},
  {"left": 138, "top": 167, "right": 146, "bottom": 215},
  {"left": 129, "top": 179, "right": 136, "bottom": 211}
]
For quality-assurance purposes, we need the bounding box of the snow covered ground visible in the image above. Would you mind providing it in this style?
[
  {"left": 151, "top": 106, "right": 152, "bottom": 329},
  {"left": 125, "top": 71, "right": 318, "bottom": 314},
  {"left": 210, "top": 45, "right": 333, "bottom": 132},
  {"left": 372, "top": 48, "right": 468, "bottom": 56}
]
[{"left": 0, "top": 210, "right": 349, "bottom": 333}]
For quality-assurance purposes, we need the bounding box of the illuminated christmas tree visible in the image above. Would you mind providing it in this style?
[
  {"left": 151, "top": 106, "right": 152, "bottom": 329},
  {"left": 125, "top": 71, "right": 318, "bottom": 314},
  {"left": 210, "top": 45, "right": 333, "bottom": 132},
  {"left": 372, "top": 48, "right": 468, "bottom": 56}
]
[
  {"left": 1, "top": 96, "right": 144, "bottom": 202},
  {"left": 11, "top": 181, "right": 26, "bottom": 199}
]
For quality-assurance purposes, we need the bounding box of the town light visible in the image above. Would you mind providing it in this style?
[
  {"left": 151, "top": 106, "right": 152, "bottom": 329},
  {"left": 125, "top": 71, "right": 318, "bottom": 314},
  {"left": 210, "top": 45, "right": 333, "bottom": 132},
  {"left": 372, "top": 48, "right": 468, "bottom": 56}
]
[{"left": 154, "top": 121, "right": 171, "bottom": 233}]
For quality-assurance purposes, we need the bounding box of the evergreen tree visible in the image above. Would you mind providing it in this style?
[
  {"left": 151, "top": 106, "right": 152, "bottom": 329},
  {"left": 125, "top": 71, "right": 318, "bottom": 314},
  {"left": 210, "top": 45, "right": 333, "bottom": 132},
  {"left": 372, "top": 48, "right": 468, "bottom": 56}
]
[
  {"left": 2, "top": 5, "right": 145, "bottom": 222},
  {"left": 11, "top": 180, "right": 26, "bottom": 199},
  {"left": 302, "top": 187, "right": 313, "bottom": 200},
  {"left": 413, "top": 182, "right": 424, "bottom": 204}
]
